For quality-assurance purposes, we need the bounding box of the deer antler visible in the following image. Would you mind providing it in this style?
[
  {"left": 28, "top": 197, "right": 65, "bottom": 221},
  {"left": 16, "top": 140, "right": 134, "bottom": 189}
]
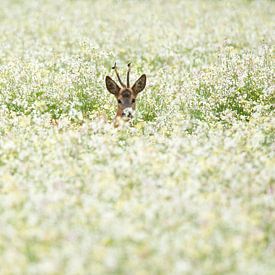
[
  {"left": 112, "top": 62, "right": 126, "bottom": 87},
  {"left": 127, "top": 62, "right": 131, "bottom": 88}
]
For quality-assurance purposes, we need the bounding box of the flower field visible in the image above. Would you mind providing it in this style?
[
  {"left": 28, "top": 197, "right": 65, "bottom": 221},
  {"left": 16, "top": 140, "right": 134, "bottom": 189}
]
[{"left": 0, "top": 0, "right": 274, "bottom": 274}]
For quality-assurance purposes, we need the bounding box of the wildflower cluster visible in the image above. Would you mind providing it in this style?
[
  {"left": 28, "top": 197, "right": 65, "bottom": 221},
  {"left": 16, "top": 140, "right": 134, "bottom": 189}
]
[{"left": 0, "top": 0, "right": 274, "bottom": 274}]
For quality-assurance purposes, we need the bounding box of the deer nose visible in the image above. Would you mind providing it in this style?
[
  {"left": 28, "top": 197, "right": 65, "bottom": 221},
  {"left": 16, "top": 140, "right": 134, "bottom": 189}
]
[{"left": 122, "top": 107, "right": 134, "bottom": 118}]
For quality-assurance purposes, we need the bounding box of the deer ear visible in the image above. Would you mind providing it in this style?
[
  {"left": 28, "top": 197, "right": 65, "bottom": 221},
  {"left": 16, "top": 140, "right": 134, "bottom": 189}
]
[
  {"left": 132, "top": 74, "right": 146, "bottom": 94},
  {"left": 105, "top": 76, "right": 120, "bottom": 95}
]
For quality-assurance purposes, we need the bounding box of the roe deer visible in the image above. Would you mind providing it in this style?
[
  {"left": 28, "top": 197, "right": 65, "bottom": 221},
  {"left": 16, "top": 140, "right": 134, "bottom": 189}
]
[{"left": 105, "top": 63, "right": 146, "bottom": 126}]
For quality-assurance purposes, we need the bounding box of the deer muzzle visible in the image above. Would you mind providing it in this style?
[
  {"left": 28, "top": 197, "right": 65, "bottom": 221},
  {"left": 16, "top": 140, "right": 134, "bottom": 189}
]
[{"left": 122, "top": 107, "right": 134, "bottom": 119}]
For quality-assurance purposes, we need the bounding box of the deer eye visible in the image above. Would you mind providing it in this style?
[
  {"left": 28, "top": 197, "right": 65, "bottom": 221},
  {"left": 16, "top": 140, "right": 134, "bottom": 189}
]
[
  {"left": 118, "top": 99, "right": 122, "bottom": 104},
  {"left": 132, "top": 99, "right": 136, "bottom": 103}
]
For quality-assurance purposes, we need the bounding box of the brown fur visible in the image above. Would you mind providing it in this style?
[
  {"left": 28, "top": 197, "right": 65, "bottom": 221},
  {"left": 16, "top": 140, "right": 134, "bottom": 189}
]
[{"left": 105, "top": 63, "right": 146, "bottom": 127}]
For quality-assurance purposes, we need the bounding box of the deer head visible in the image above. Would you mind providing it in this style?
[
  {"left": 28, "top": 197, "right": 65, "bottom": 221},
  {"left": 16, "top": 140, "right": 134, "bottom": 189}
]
[{"left": 105, "top": 63, "right": 146, "bottom": 124}]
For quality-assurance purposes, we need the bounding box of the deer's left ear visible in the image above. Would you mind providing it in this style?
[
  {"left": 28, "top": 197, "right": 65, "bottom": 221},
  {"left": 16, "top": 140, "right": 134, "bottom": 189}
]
[
  {"left": 132, "top": 74, "right": 146, "bottom": 95},
  {"left": 105, "top": 76, "right": 120, "bottom": 95}
]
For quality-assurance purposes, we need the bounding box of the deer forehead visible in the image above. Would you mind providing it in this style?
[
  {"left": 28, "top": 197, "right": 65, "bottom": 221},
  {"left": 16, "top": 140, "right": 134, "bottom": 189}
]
[{"left": 119, "top": 89, "right": 134, "bottom": 98}]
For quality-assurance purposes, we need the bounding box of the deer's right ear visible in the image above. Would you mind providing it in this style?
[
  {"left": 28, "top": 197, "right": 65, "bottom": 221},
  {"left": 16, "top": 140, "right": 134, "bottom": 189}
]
[
  {"left": 132, "top": 74, "right": 146, "bottom": 95},
  {"left": 105, "top": 76, "right": 120, "bottom": 95}
]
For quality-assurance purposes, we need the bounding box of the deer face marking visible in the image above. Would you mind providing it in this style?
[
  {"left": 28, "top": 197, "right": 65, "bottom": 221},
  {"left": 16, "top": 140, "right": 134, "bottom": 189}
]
[
  {"left": 105, "top": 63, "right": 146, "bottom": 124},
  {"left": 117, "top": 89, "right": 135, "bottom": 118}
]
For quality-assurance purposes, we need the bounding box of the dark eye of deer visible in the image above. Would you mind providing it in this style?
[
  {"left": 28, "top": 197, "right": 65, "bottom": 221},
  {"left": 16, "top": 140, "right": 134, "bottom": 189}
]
[
  {"left": 132, "top": 99, "right": 136, "bottom": 103},
  {"left": 118, "top": 99, "right": 122, "bottom": 104}
]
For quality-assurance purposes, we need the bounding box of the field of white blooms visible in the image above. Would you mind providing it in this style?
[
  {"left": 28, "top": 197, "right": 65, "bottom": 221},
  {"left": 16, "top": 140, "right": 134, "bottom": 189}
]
[{"left": 0, "top": 0, "right": 274, "bottom": 274}]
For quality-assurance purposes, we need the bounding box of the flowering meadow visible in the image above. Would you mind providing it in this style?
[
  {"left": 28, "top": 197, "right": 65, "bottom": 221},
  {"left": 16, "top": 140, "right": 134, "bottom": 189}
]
[{"left": 0, "top": 0, "right": 274, "bottom": 274}]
